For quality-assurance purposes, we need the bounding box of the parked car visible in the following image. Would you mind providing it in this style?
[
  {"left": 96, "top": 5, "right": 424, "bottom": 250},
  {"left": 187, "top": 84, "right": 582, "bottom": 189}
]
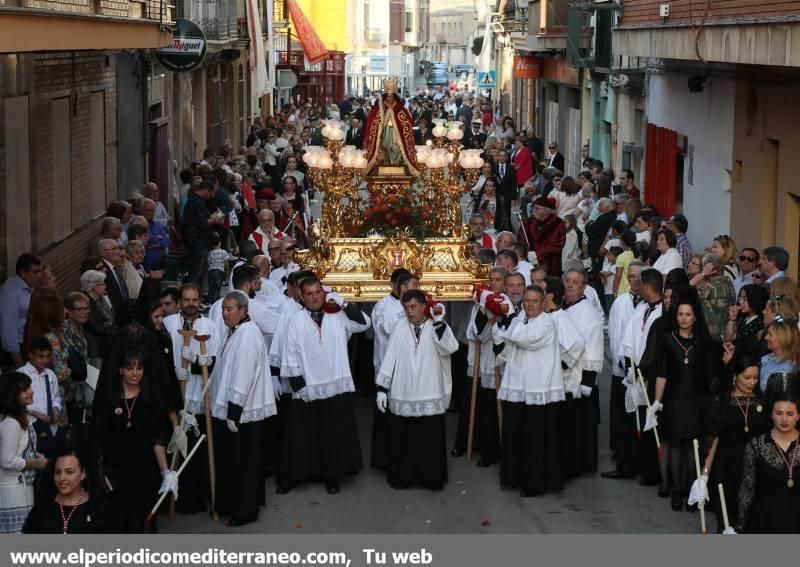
[{"left": 426, "top": 68, "right": 449, "bottom": 88}]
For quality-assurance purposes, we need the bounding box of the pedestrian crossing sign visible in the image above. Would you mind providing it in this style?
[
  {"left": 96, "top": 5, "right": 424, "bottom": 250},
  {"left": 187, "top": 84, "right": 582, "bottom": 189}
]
[{"left": 477, "top": 71, "right": 497, "bottom": 89}]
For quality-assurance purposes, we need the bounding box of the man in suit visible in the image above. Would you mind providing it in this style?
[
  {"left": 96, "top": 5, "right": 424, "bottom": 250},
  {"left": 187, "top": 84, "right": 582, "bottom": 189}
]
[
  {"left": 98, "top": 238, "right": 131, "bottom": 325},
  {"left": 345, "top": 118, "right": 364, "bottom": 149},
  {"left": 493, "top": 151, "right": 516, "bottom": 232},
  {"left": 545, "top": 142, "right": 565, "bottom": 172},
  {"left": 585, "top": 197, "right": 617, "bottom": 301}
]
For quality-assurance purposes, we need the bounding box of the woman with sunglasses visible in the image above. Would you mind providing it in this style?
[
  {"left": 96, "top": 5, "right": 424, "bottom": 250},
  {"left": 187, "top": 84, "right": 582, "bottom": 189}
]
[{"left": 723, "top": 284, "right": 768, "bottom": 344}]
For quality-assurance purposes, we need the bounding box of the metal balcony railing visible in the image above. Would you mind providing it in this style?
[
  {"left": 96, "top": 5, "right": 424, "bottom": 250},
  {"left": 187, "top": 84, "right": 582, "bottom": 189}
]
[{"left": 174, "top": 0, "right": 240, "bottom": 41}]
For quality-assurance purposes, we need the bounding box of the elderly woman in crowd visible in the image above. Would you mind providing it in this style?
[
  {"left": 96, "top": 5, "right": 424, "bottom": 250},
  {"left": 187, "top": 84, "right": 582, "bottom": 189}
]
[
  {"left": 711, "top": 234, "right": 741, "bottom": 282},
  {"left": 691, "top": 254, "right": 736, "bottom": 342},
  {"left": 652, "top": 228, "right": 683, "bottom": 276},
  {"left": 62, "top": 292, "right": 93, "bottom": 422},
  {"left": 81, "top": 270, "right": 114, "bottom": 369},
  {"left": 686, "top": 254, "right": 703, "bottom": 278}
]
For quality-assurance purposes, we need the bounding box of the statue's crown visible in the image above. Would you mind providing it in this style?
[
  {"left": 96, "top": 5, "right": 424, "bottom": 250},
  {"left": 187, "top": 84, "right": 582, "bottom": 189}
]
[{"left": 382, "top": 78, "right": 398, "bottom": 93}]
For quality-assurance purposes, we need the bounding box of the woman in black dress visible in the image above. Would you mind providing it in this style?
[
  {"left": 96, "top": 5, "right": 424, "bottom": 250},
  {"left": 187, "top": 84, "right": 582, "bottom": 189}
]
[
  {"left": 723, "top": 284, "right": 767, "bottom": 344},
  {"left": 93, "top": 351, "right": 170, "bottom": 533},
  {"left": 23, "top": 428, "right": 117, "bottom": 534},
  {"left": 700, "top": 353, "right": 768, "bottom": 532},
  {"left": 652, "top": 289, "right": 717, "bottom": 511},
  {"left": 735, "top": 380, "right": 800, "bottom": 533}
]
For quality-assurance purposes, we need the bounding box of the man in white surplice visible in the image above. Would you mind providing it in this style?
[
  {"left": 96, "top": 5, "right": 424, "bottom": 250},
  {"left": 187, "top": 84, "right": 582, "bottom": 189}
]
[
  {"left": 278, "top": 277, "right": 371, "bottom": 495},
  {"left": 208, "top": 292, "right": 278, "bottom": 527},
  {"left": 493, "top": 285, "right": 564, "bottom": 496},
  {"left": 375, "top": 290, "right": 459, "bottom": 490},
  {"left": 369, "top": 270, "right": 420, "bottom": 470}
]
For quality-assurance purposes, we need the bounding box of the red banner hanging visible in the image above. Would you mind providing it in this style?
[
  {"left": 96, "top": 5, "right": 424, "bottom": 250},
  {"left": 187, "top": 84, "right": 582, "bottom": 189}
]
[
  {"left": 513, "top": 56, "right": 542, "bottom": 79},
  {"left": 287, "top": 0, "right": 329, "bottom": 66}
]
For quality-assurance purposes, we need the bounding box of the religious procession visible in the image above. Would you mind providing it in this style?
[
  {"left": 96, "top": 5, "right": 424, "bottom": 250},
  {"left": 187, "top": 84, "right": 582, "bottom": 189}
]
[{"left": 0, "top": 76, "right": 799, "bottom": 537}]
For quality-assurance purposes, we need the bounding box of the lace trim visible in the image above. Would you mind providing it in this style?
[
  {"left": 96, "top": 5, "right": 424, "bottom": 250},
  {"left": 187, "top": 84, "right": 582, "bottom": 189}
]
[
  {"left": 211, "top": 401, "right": 277, "bottom": 423},
  {"left": 497, "top": 386, "right": 565, "bottom": 405},
  {"left": 388, "top": 396, "right": 450, "bottom": 417},
  {"left": 295, "top": 376, "right": 355, "bottom": 402},
  {"left": 184, "top": 399, "right": 205, "bottom": 415}
]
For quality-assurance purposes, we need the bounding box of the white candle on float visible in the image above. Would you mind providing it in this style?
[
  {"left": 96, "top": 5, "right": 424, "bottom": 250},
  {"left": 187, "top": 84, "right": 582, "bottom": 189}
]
[{"left": 447, "top": 125, "right": 464, "bottom": 140}]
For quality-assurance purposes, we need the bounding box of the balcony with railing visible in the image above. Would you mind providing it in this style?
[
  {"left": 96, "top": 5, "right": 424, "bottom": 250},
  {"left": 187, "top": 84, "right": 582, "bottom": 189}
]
[
  {"left": 521, "top": 0, "right": 590, "bottom": 52},
  {"left": 175, "top": 0, "right": 242, "bottom": 42}
]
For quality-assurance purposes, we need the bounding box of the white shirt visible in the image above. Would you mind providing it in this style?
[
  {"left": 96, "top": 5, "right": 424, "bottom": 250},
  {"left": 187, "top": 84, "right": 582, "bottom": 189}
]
[
  {"left": 376, "top": 318, "right": 459, "bottom": 416},
  {"left": 734, "top": 270, "right": 756, "bottom": 296},
  {"left": 18, "top": 363, "right": 61, "bottom": 423},
  {"left": 621, "top": 301, "right": 663, "bottom": 367},
  {"left": 163, "top": 314, "right": 220, "bottom": 415},
  {"left": 208, "top": 320, "right": 277, "bottom": 423},
  {"left": 652, "top": 248, "right": 683, "bottom": 275},
  {"left": 550, "top": 309, "right": 586, "bottom": 397},
  {"left": 466, "top": 301, "right": 507, "bottom": 389},
  {"left": 493, "top": 312, "right": 564, "bottom": 405},
  {"left": 608, "top": 292, "right": 639, "bottom": 377},
  {"left": 280, "top": 307, "right": 371, "bottom": 402},
  {"left": 371, "top": 294, "right": 405, "bottom": 371},
  {"left": 563, "top": 296, "right": 604, "bottom": 374}
]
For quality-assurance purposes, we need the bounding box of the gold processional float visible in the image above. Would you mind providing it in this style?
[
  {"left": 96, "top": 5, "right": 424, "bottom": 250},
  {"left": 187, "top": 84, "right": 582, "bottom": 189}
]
[{"left": 296, "top": 81, "right": 490, "bottom": 301}]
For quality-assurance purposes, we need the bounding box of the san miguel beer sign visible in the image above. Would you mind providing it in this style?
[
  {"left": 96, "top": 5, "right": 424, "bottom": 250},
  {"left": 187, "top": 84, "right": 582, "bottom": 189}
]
[
  {"left": 513, "top": 56, "right": 542, "bottom": 80},
  {"left": 155, "top": 19, "right": 207, "bottom": 73}
]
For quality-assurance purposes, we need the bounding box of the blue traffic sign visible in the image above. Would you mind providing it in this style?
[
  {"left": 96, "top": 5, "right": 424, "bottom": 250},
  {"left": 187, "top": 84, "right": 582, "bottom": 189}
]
[{"left": 477, "top": 70, "right": 497, "bottom": 89}]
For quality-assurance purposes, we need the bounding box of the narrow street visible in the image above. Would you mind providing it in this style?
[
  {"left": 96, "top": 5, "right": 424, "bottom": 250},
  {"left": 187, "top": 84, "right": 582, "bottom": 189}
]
[{"left": 162, "top": 340, "right": 699, "bottom": 534}]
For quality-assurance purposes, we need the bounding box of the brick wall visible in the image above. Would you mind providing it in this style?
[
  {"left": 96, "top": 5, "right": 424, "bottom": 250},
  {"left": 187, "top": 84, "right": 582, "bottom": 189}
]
[
  {"left": 621, "top": 0, "right": 799, "bottom": 27},
  {"left": 32, "top": 52, "right": 118, "bottom": 296}
]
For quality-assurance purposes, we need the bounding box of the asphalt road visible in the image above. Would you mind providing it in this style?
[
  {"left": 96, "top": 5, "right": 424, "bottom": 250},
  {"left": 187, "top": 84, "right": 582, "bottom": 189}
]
[{"left": 160, "top": 336, "right": 700, "bottom": 534}]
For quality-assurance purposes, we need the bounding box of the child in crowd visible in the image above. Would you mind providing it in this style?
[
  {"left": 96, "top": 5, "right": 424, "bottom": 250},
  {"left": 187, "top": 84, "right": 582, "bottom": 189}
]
[
  {"left": 17, "top": 336, "right": 63, "bottom": 458},
  {"left": 601, "top": 247, "right": 623, "bottom": 316}
]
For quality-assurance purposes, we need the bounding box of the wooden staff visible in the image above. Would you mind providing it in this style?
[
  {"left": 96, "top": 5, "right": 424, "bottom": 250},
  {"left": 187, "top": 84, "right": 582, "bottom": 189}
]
[
  {"left": 146, "top": 434, "right": 207, "bottom": 522},
  {"left": 195, "top": 334, "right": 219, "bottom": 521},
  {"left": 693, "top": 438, "right": 707, "bottom": 534},
  {"left": 636, "top": 369, "right": 662, "bottom": 453},
  {"left": 466, "top": 341, "right": 481, "bottom": 461},
  {"left": 170, "top": 328, "right": 196, "bottom": 517},
  {"left": 634, "top": 404, "right": 641, "bottom": 438},
  {"left": 494, "top": 366, "right": 503, "bottom": 439},
  {"left": 717, "top": 483, "right": 731, "bottom": 532}
]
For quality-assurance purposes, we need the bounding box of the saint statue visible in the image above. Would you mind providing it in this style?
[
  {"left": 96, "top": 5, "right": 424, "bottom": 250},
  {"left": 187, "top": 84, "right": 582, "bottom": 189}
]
[{"left": 363, "top": 79, "right": 420, "bottom": 175}]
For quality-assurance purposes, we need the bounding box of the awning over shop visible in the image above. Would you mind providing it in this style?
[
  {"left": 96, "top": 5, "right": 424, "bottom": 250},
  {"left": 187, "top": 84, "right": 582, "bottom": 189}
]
[
  {"left": 286, "top": 0, "right": 329, "bottom": 66},
  {"left": 0, "top": 8, "right": 173, "bottom": 53}
]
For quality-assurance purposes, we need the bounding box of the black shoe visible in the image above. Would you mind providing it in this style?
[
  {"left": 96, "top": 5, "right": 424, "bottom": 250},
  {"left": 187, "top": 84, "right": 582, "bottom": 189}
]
[
  {"left": 450, "top": 448, "right": 465, "bottom": 457},
  {"left": 325, "top": 480, "right": 340, "bottom": 494},
  {"left": 639, "top": 478, "right": 659, "bottom": 486},
  {"left": 476, "top": 457, "right": 497, "bottom": 468},
  {"left": 227, "top": 518, "right": 253, "bottom": 528},
  {"left": 275, "top": 483, "right": 292, "bottom": 495},
  {"left": 601, "top": 470, "right": 635, "bottom": 480},
  {"left": 671, "top": 491, "right": 683, "bottom": 512}
]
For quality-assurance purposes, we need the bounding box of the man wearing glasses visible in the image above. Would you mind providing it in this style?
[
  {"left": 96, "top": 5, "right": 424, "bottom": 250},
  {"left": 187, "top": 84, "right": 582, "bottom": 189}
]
[
  {"left": 734, "top": 248, "right": 761, "bottom": 295},
  {"left": 98, "top": 238, "right": 131, "bottom": 325},
  {"left": 545, "top": 142, "right": 564, "bottom": 172}
]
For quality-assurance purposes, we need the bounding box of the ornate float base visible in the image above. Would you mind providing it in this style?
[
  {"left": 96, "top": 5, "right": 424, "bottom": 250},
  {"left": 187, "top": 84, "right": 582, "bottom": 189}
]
[{"left": 297, "top": 231, "right": 489, "bottom": 302}]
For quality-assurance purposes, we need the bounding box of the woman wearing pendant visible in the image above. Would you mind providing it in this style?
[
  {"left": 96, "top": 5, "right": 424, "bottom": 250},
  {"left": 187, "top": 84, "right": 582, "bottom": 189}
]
[
  {"left": 700, "top": 353, "right": 769, "bottom": 533},
  {"left": 93, "top": 351, "right": 170, "bottom": 533},
  {"left": 651, "top": 290, "right": 717, "bottom": 511},
  {"left": 734, "top": 383, "right": 800, "bottom": 533},
  {"left": 23, "top": 444, "right": 117, "bottom": 533}
]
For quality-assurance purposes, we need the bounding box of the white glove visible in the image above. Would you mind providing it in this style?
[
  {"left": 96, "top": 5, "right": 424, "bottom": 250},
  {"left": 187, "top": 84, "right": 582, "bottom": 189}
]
[
  {"left": 478, "top": 289, "right": 492, "bottom": 308},
  {"left": 326, "top": 292, "right": 345, "bottom": 306},
  {"left": 226, "top": 419, "right": 239, "bottom": 433},
  {"left": 197, "top": 354, "right": 212, "bottom": 367},
  {"left": 167, "top": 425, "right": 188, "bottom": 457},
  {"left": 376, "top": 392, "right": 388, "bottom": 413},
  {"left": 722, "top": 527, "right": 736, "bottom": 535},
  {"left": 431, "top": 303, "right": 446, "bottom": 323},
  {"left": 579, "top": 385, "right": 593, "bottom": 398},
  {"left": 181, "top": 346, "right": 197, "bottom": 363},
  {"left": 159, "top": 470, "right": 179, "bottom": 500},
  {"left": 644, "top": 400, "right": 662, "bottom": 432},
  {"left": 624, "top": 366, "right": 636, "bottom": 387},
  {"left": 687, "top": 474, "right": 709, "bottom": 506},
  {"left": 176, "top": 367, "right": 190, "bottom": 381},
  {"left": 179, "top": 410, "right": 199, "bottom": 435},
  {"left": 272, "top": 375, "right": 283, "bottom": 400}
]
